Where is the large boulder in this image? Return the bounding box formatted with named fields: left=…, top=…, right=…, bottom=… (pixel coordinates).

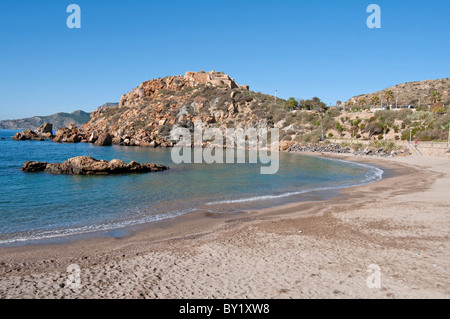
left=21, top=161, right=49, bottom=172
left=112, top=136, right=122, bottom=145
left=13, top=130, right=41, bottom=141
left=94, top=133, right=112, bottom=146
left=52, top=125, right=83, bottom=143
left=88, top=131, right=99, bottom=143
left=13, top=123, right=55, bottom=141
left=35, top=123, right=53, bottom=135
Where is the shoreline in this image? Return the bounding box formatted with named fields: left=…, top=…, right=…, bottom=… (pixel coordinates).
left=0, top=153, right=449, bottom=298
left=0, top=150, right=384, bottom=248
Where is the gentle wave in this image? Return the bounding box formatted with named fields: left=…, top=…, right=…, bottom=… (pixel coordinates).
left=0, top=209, right=194, bottom=245
left=206, top=157, right=383, bottom=205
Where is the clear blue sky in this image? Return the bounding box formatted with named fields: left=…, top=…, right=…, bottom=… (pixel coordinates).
left=0, top=0, right=449, bottom=120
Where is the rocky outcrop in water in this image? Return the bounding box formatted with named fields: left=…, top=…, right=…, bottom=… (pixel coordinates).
left=21, top=156, right=169, bottom=175
left=52, top=124, right=85, bottom=143
left=13, top=130, right=42, bottom=141
left=21, top=161, right=49, bottom=172
left=13, top=123, right=55, bottom=141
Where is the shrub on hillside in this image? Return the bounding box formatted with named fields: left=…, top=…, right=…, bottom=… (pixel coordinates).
left=365, top=121, right=384, bottom=136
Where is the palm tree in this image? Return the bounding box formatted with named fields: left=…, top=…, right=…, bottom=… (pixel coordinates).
left=359, top=98, right=367, bottom=107
left=384, top=90, right=394, bottom=106
left=431, top=91, right=442, bottom=104
left=371, top=96, right=381, bottom=108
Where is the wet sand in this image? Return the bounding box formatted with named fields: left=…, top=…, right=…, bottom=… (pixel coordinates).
left=0, top=153, right=449, bottom=299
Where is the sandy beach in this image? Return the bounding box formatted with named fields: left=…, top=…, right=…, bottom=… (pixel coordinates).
left=0, top=153, right=449, bottom=299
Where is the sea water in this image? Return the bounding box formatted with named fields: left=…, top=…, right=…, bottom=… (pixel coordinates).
left=0, top=130, right=383, bottom=246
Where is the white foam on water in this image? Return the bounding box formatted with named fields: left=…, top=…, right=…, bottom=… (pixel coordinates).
left=205, top=158, right=384, bottom=205
left=0, top=208, right=193, bottom=245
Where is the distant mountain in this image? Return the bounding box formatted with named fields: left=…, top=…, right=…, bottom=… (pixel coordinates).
left=0, top=110, right=92, bottom=130
left=0, top=103, right=119, bottom=130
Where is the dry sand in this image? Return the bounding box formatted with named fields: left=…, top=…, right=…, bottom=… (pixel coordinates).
left=0, top=154, right=449, bottom=299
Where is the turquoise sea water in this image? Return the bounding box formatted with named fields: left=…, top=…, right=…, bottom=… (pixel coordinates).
left=0, top=130, right=383, bottom=246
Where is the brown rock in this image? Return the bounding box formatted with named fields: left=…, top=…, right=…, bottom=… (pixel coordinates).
left=13, top=123, right=55, bottom=141
left=35, top=123, right=53, bottom=135
left=88, top=131, right=98, bottom=143
left=22, top=157, right=169, bottom=175
left=13, top=130, right=40, bottom=141
left=52, top=126, right=83, bottom=143
left=112, top=136, right=122, bottom=144
left=21, top=161, right=49, bottom=172
left=94, top=133, right=112, bottom=146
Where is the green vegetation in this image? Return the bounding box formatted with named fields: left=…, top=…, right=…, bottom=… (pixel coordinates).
left=370, top=96, right=380, bottom=107
left=335, top=122, right=344, bottom=134
left=384, top=90, right=395, bottom=105
left=358, top=98, right=367, bottom=107
left=431, top=91, right=442, bottom=104
left=286, top=97, right=299, bottom=111
left=298, top=97, right=327, bottom=112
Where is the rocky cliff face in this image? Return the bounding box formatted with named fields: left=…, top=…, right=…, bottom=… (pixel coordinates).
left=81, top=71, right=284, bottom=147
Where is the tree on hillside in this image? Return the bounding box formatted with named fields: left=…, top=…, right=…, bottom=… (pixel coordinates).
left=431, top=91, right=442, bottom=104
left=286, top=97, right=299, bottom=111
left=359, top=98, right=367, bottom=107
left=299, top=97, right=327, bottom=112
left=371, top=96, right=381, bottom=108
left=384, top=90, right=395, bottom=106
left=336, top=100, right=342, bottom=106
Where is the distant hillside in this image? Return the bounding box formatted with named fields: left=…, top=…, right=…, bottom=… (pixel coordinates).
left=97, top=103, right=119, bottom=109
left=0, top=110, right=92, bottom=130
left=346, top=78, right=450, bottom=108
left=0, top=102, right=120, bottom=130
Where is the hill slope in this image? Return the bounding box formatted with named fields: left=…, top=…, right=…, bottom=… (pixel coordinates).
left=81, top=72, right=449, bottom=147
left=82, top=71, right=287, bottom=146
left=10, top=73, right=449, bottom=149
left=346, top=78, right=450, bottom=107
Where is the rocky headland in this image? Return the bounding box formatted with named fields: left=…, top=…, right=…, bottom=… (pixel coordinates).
left=12, top=71, right=278, bottom=148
